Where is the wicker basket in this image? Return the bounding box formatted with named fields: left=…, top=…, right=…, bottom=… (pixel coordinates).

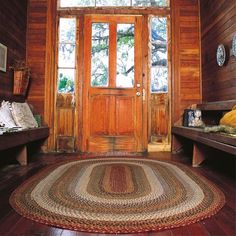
left=13, top=69, right=30, bottom=96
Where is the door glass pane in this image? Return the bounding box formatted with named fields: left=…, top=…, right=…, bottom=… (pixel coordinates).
left=116, top=24, right=134, bottom=88
left=58, top=43, right=76, bottom=68
left=91, top=23, right=109, bottom=87
left=96, top=0, right=130, bottom=6
left=58, top=69, right=75, bottom=93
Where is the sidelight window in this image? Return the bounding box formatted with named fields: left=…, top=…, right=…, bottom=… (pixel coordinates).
left=57, top=18, right=76, bottom=93
left=150, top=17, right=168, bottom=93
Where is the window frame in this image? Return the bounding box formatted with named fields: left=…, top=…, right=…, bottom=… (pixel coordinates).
left=58, top=0, right=170, bottom=9
left=56, top=16, right=78, bottom=94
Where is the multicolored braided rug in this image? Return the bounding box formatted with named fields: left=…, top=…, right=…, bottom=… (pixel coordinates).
left=10, top=158, right=225, bottom=233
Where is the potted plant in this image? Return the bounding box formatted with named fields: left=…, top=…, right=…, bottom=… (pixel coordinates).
left=10, top=60, right=30, bottom=96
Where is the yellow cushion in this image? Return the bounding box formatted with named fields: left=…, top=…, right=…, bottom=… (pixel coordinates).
left=220, top=105, right=236, bottom=128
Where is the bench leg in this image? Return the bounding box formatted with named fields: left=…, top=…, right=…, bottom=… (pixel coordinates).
left=192, top=143, right=206, bottom=167
left=16, top=145, right=27, bottom=166
left=171, top=135, right=184, bottom=154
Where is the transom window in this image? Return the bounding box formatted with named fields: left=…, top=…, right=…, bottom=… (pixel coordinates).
left=59, top=0, right=169, bottom=8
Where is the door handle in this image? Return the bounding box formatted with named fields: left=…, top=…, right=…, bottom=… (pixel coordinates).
left=136, top=92, right=141, bottom=97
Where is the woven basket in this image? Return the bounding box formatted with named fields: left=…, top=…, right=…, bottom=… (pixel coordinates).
left=13, top=69, right=30, bottom=96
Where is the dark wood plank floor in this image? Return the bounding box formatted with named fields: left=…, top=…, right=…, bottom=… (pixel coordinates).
left=0, top=152, right=235, bottom=236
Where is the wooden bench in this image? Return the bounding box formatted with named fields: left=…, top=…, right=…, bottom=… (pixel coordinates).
left=0, top=127, right=49, bottom=166
left=172, top=100, right=236, bottom=167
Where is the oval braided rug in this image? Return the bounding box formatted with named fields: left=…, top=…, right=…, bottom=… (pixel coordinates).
left=10, top=158, right=225, bottom=233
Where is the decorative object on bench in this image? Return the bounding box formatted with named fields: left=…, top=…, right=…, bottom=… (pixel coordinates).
left=204, top=125, right=236, bottom=135
left=220, top=105, right=236, bottom=128
left=10, top=158, right=225, bottom=234
left=11, top=102, right=38, bottom=129
left=183, top=109, right=204, bottom=127
left=216, top=44, right=226, bottom=67
left=0, top=43, right=7, bottom=72
left=232, top=34, right=236, bottom=58
left=10, top=60, right=30, bottom=96
left=0, top=101, right=17, bottom=128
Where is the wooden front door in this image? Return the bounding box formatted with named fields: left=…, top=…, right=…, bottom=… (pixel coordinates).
left=82, top=15, right=144, bottom=153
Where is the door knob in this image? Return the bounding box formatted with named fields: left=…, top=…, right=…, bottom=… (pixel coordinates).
left=136, top=92, right=141, bottom=97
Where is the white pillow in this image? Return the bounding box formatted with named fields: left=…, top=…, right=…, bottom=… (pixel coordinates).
left=11, top=102, right=38, bottom=129
left=0, top=101, right=17, bottom=128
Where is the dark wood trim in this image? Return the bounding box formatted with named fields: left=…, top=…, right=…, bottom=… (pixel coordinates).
left=197, top=100, right=236, bottom=111
left=57, top=7, right=171, bottom=16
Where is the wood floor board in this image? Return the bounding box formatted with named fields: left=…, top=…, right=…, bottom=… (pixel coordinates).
left=0, top=153, right=235, bottom=236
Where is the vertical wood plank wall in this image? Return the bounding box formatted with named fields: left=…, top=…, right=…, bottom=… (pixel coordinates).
left=0, top=0, right=28, bottom=101
left=27, top=0, right=47, bottom=114
left=171, top=0, right=201, bottom=125
left=200, top=0, right=236, bottom=102
left=26, top=0, right=201, bottom=152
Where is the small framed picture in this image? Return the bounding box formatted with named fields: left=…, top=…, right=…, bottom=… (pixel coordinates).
left=0, top=43, right=7, bottom=72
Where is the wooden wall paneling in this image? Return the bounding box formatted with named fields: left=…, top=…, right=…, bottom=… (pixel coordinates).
left=0, top=0, right=28, bottom=101
left=171, top=0, right=201, bottom=126
left=171, top=0, right=201, bottom=152
left=27, top=0, right=47, bottom=113
left=200, top=0, right=236, bottom=102
left=55, top=94, right=76, bottom=152
left=150, top=94, right=169, bottom=142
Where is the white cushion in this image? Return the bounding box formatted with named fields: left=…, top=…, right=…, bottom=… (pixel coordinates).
left=0, top=101, right=17, bottom=128
left=11, top=102, right=38, bottom=129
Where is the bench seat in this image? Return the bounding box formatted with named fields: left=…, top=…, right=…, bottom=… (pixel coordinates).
left=172, top=100, right=236, bottom=167
left=172, top=126, right=236, bottom=166
left=0, top=126, right=49, bottom=165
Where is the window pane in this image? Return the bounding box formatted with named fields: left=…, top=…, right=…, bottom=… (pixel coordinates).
left=58, top=43, right=76, bottom=68
left=58, top=69, right=75, bottom=93
left=116, top=24, right=134, bottom=88
left=60, top=0, right=95, bottom=7
left=91, top=23, right=109, bottom=87
left=59, top=18, right=76, bottom=43
left=151, top=17, right=167, bottom=42
left=60, top=0, right=168, bottom=7
left=132, top=0, right=168, bottom=7
left=96, top=0, right=130, bottom=6
left=151, top=43, right=167, bottom=66
left=151, top=67, right=168, bottom=93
